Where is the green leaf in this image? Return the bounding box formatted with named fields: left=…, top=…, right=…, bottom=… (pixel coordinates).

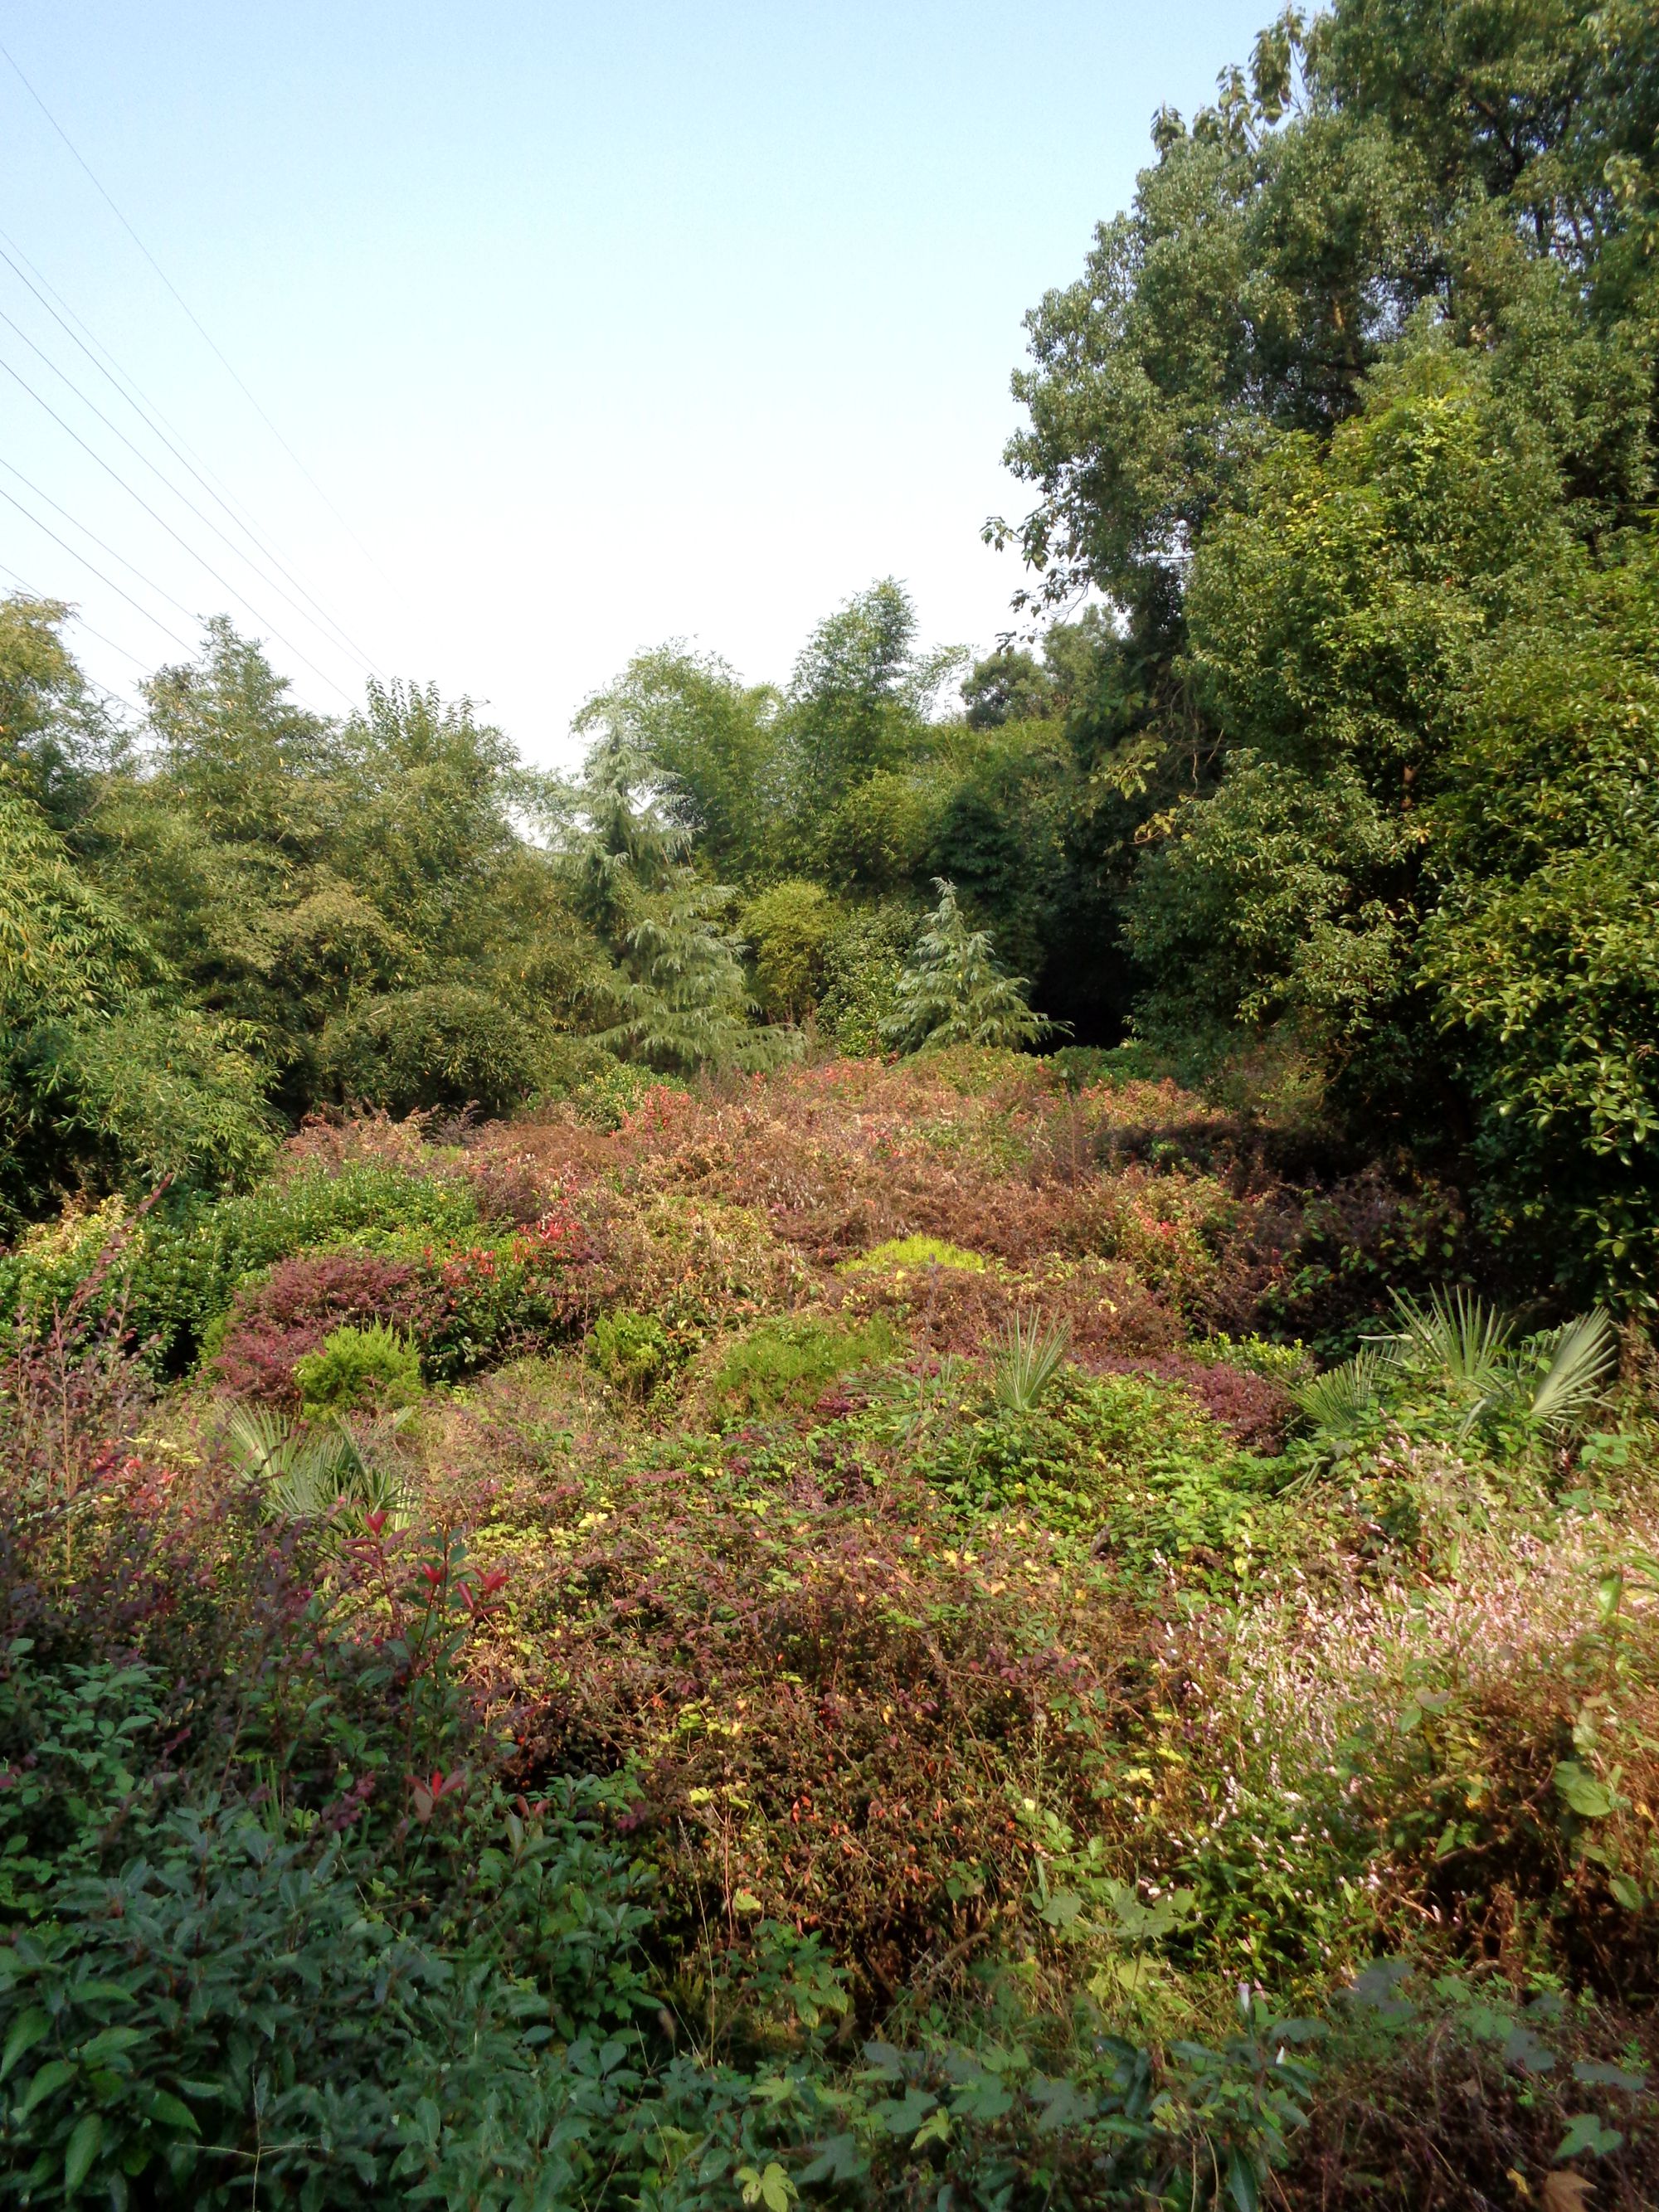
left=146, top=2091, right=201, bottom=2135
left=0, top=2009, right=50, bottom=2084
left=17, top=2057, right=77, bottom=2117
left=737, top=2162, right=796, bottom=2212
left=797, top=2134, right=865, bottom=2187
left=65, top=2112, right=103, bottom=2192
left=1038, top=1887, right=1084, bottom=1929
left=1554, top=2112, right=1623, bottom=2161
left=912, top=2106, right=951, bottom=2148
left=875, top=2088, right=937, bottom=2135
left=78, top=2028, right=145, bottom=2066
left=1554, top=1762, right=1615, bottom=1818
left=1227, top=2146, right=1261, bottom=2212
left=1572, top=2060, right=1647, bottom=2093
left=1608, top=1873, right=1644, bottom=1910
left=1502, top=2025, right=1558, bottom=2075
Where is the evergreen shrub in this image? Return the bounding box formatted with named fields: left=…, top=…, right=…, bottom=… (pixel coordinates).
left=294, top=1320, right=423, bottom=1417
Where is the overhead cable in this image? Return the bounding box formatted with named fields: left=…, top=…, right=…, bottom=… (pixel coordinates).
left=0, top=234, right=387, bottom=677
left=0, top=554, right=146, bottom=679
left=0, top=348, right=358, bottom=706
left=0, top=480, right=194, bottom=653
left=0, top=451, right=207, bottom=627
left=0, top=301, right=378, bottom=678
left=0, top=34, right=411, bottom=610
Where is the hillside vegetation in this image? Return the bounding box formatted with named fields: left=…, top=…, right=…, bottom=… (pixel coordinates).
left=2, top=0, right=1658, bottom=2205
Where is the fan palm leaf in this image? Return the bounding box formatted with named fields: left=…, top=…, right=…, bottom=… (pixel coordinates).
left=995, top=1311, right=1071, bottom=1412
left=1293, top=1348, right=1384, bottom=1437
left=1526, top=1308, right=1618, bottom=1441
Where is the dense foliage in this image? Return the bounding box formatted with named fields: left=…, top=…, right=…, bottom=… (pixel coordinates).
left=2, top=1061, right=1656, bottom=2207
left=3, top=2, right=1659, bottom=2203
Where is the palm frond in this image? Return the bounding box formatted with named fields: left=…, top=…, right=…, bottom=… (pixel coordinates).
left=223, top=1404, right=407, bottom=1521
left=1293, top=1349, right=1384, bottom=1438
left=223, top=1403, right=314, bottom=1483
left=995, top=1311, right=1071, bottom=1413
left=1385, top=1287, right=1514, bottom=1392
left=1526, top=1308, right=1618, bottom=1441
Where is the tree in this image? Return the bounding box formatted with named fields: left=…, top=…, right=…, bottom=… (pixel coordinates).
left=0, top=779, right=274, bottom=1214
left=783, top=581, right=966, bottom=878
left=999, top=0, right=1657, bottom=947
left=1126, top=345, right=1566, bottom=1124
left=601, top=881, right=777, bottom=1075
left=881, top=881, right=1057, bottom=1055
left=572, top=649, right=788, bottom=889
left=1422, top=535, right=1659, bottom=1302
left=742, top=880, right=835, bottom=1023
left=563, top=720, right=785, bottom=1074
left=0, top=594, right=118, bottom=828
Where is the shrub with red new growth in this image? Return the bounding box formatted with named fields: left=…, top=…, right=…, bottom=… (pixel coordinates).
left=213, top=1251, right=437, bottom=1406
left=275, top=1108, right=435, bottom=1180
left=508, top=1454, right=1141, bottom=2006
left=1089, top=1351, right=1295, bottom=1453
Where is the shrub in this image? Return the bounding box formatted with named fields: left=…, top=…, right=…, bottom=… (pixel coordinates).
left=1258, top=1170, right=1476, bottom=1359
left=0, top=1622, right=660, bottom=2209
left=1282, top=1975, right=1659, bottom=2210
left=294, top=1321, right=423, bottom=1418
left=513, top=1456, right=1133, bottom=1992
left=704, top=1312, right=897, bottom=1418
left=212, top=1251, right=436, bottom=1406
left=317, top=983, right=551, bottom=1117
left=586, top=1307, right=676, bottom=1399
left=212, top=1203, right=610, bottom=1403
left=1068, top=1166, right=1242, bottom=1320
left=570, top=1057, right=687, bottom=1130
left=2, top=1164, right=484, bottom=1372
left=839, top=1234, right=987, bottom=1276
left=933, top=1369, right=1283, bottom=1581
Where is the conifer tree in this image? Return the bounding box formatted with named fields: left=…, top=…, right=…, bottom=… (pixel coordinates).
left=567, top=724, right=790, bottom=1073
left=881, top=879, right=1057, bottom=1054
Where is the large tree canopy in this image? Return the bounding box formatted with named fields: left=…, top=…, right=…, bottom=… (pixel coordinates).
left=985, top=0, right=1659, bottom=1300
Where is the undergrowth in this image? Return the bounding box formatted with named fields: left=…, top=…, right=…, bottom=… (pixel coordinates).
left=2, top=1052, right=1656, bottom=2205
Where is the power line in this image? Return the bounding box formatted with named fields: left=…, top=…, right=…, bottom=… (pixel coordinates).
left=0, top=232, right=387, bottom=677
left=0, top=451, right=203, bottom=626
left=0, top=481, right=194, bottom=653
left=0, top=226, right=290, bottom=566
left=0, top=346, right=358, bottom=706
left=0, top=297, right=379, bottom=680
left=0, top=33, right=411, bottom=611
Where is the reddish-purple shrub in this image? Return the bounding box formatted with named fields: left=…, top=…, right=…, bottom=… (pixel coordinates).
left=213, top=1251, right=438, bottom=1405
left=1087, top=1350, right=1293, bottom=1451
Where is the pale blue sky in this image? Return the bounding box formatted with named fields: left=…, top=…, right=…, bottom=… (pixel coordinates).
left=1, top=2, right=1270, bottom=759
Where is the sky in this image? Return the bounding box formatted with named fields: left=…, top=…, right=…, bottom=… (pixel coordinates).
left=0, top=2, right=1270, bottom=765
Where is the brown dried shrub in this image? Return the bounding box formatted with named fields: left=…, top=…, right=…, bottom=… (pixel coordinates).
left=1277, top=2002, right=1659, bottom=2210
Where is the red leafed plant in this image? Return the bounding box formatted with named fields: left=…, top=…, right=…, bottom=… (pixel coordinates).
left=212, top=1251, right=438, bottom=1406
